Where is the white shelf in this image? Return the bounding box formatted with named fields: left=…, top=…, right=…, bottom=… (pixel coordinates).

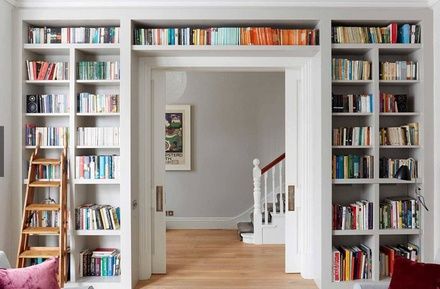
left=75, top=230, right=121, bottom=236
left=332, top=179, right=375, bottom=184
left=132, top=44, right=321, bottom=57
left=378, top=229, right=420, bottom=235
left=76, top=80, right=120, bottom=85
left=25, top=145, right=64, bottom=149
left=332, top=43, right=421, bottom=53
left=379, top=145, right=421, bottom=149
left=77, top=113, right=120, bottom=116
left=25, top=113, right=70, bottom=117
left=65, top=276, right=121, bottom=289
left=24, top=43, right=120, bottom=55
left=74, top=179, right=120, bottom=185
left=379, top=80, right=419, bottom=85
left=332, top=145, right=373, bottom=149
left=333, top=230, right=374, bottom=236
left=377, top=178, right=421, bottom=184
left=76, top=145, right=120, bottom=149
left=332, top=112, right=373, bottom=116
left=25, top=80, right=69, bottom=85
left=379, top=112, right=420, bottom=116
left=332, top=80, right=373, bottom=84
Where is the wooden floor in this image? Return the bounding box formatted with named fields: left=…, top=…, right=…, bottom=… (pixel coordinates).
left=136, top=229, right=317, bottom=289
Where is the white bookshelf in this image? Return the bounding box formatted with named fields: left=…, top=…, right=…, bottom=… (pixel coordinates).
left=20, top=21, right=125, bottom=289
left=331, top=20, right=428, bottom=287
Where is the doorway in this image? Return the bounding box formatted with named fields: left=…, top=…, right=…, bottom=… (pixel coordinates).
left=136, top=56, right=318, bottom=283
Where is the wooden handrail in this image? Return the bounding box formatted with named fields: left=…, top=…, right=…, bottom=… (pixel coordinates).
left=261, top=153, right=285, bottom=174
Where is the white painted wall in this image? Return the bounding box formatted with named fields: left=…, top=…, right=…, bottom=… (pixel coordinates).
left=164, top=71, right=284, bottom=219
left=433, top=1, right=440, bottom=260
left=0, top=0, right=13, bottom=260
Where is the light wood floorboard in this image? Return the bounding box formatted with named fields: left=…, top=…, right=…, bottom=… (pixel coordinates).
left=136, top=229, right=318, bottom=289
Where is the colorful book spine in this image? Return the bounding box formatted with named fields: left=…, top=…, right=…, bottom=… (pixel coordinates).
left=379, top=157, right=418, bottom=179
left=332, top=127, right=372, bottom=146
left=77, top=93, right=119, bottom=113
left=26, top=61, right=69, bottom=81
left=332, top=58, right=371, bottom=80
left=77, top=61, right=120, bottom=80
left=332, top=155, right=374, bottom=179
left=28, top=27, right=120, bottom=44
left=25, top=125, right=68, bottom=146
left=332, top=94, right=373, bottom=113
left=75, top=204, right=120, bottom=231
left=379, top=61, right=418, bottom=80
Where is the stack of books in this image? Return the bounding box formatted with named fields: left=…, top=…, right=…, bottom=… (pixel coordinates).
left=380, top=93, right=408, bottom=113
left=332, top=23, right=421, bottom=44
left=75, top=155, right=120, bottom=180
left=332, top=58, right=371, bottom=80
left=380, top=243, right=419, bottom=277
left=379, top=197, right=419, bottom=229
left=333, top=200, right=373, bottom=230
left=379, top=123, right=419, bottom=146
left=26, top=94, right=69, bottom=113
left=379, top=157, right=418, bottom=179
left=77, top=127, right=120, bottom=147
left=332, top=244, right=372, bottom=282
left=134, top=27, right=319, bottom=46
left=332, top=127, right=372, bottom=146
left=77, top=61, right=120, bottom=80
left=77, top=93, right=119, bottom=113
left=79, top=248, right=121, bottom=277
left=25, top=125, right=68, bottom=146
left=26, top=60, right=68, bottom=81
left=332, top=94, right=373, bottom=113
left=332, top=155, right=374, bottom=179
left=28, top=26, right=120, bottom=44
left=379, top=61, right=418, bottom=80
left=75, top=204, right=120, bottom=230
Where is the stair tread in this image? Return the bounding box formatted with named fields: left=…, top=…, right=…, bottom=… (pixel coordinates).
left=29, top=180, right=61, bottom=187
left=237, top=221, right=254, bottom=234
left=19, top=247, right=60, bottom=258
left=23, top=227, right=60, bottom=235
left=26, top=203, right=60, bottom=211
left=32, top=158, right=61, bottom=165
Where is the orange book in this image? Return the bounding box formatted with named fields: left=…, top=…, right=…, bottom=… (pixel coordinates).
left=37, top=62, right=49, bottom=80
left=250, top=28, right=257, bottom=45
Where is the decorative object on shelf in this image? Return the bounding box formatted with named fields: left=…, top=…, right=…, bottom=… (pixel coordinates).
left=134, top=27, right=319, bottom=46
left=165, top=105, right=191, bottom=171
left=380, top=158, right=418, bottom=179
left=394, top=165, right=411, bottom=180
left=26, top=94, right=69, bottom=114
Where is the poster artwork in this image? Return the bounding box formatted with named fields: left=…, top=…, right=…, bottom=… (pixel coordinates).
left=165, top=112, right=184, bottom=166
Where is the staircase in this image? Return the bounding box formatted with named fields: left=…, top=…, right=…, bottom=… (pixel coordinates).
left=237, top=154, right=286, bottom=244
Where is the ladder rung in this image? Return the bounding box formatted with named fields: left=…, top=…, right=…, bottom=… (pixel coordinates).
left=32, top=158, right=61, bottom=165
left=29, top=180, right=61, bottom=188
left=23, top=227, right=60, bottom=235
left=26, top=204, right=60, bottom=211
left=19, top=247, right=60, bottom=258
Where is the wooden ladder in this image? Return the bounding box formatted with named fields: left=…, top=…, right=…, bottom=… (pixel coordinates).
left=16, top=134, right=68, bottom=288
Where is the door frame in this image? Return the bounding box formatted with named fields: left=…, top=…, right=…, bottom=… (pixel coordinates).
left=136, top=55, right=319, bottom=279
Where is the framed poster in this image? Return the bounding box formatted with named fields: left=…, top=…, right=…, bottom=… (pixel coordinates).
left=165, top=105, right=191, bottom=170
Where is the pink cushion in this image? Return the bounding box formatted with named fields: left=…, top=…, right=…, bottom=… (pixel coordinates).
left=0, top=257, right=60, bottom=289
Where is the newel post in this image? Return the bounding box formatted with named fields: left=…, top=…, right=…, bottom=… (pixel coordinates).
left=253, top=159, right=262, bottom=244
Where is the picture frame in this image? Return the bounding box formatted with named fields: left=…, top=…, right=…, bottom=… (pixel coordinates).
left=165, top=105, right=191, bottom=171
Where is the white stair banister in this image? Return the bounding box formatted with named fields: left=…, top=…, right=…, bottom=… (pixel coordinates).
left=252, top=159, right=263, bottom=244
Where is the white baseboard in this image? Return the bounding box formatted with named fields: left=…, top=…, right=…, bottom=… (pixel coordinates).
left=166, top=206, right=253, bottom=229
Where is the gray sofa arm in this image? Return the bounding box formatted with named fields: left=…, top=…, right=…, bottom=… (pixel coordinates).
left=353, top=282, right=389, bottom=289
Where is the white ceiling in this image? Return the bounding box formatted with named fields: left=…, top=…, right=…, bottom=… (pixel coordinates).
left=5, top=0, right=440, bottom=8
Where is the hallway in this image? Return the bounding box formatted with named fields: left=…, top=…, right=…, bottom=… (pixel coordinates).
left=136, top=229, right=317, bottom=289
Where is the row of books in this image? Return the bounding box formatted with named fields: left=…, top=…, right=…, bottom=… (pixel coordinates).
left=26, top=61, right=68, bottom=81
left=332, top=23, right=421, bottom=44
left=332, top=94, right=373, bottom=113
left=77, top=127, right=120, bottom=147
left=379, top=157, right=418, bottom=179
left=332, top=127, right=372, bottom=146
left=332, top=244, right=372, bottom=282
left=78, top=61, right=120, bottom=81
left=379, top=61, right=418, bottom=80
left=75, top=204, right=120, bottom=230
left=32, top=164, right=60, bottom=180
left=78, top=93, right=119, bottom=114
left=79, top=248, right=121, bottom=277
left=380, top=197, right=419, bottom=229
left=25, top=125, right=68, bottom=146
left=380, top=93, right=408, bottom=113
left=380, top=243, right=419, bottom=277
left=379, top=123, right=419, bottom=146
left=134, top=27, right=319, bottom=46
left=332, top=200, right=373, bottom=230
left=28, top=200, right=59, bottom=227
left=332, top=58, right=371, bottom=81
left=28, top=26, right=120, bottom=44
left=75, top=155, right=120, bottom=180
left=26, top=94, right=69, bottom=113
left=332, top=155, right=374, bottom=179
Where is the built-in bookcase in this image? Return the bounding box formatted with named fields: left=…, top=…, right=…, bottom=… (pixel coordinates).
left=20, top=21, right=124, bottom=289
left=331, top=20, right=426, bottom=287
